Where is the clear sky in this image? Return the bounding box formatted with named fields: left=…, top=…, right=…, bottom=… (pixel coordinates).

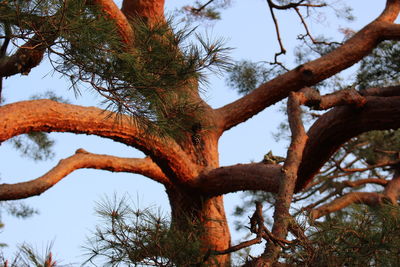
left=0, top=1, right=386, bottom=265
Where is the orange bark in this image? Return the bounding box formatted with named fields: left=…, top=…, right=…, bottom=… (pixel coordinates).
left=310, top=192, right=383, bottom=220
left=216, top=0, right=400, bottom=133
left=92, top=0, right=134, bottom=45
left=0, top=149, right=167, bottom=200
left=4, top=0, right=400, bottom=266
left=121, top=0, right=165, bottom=24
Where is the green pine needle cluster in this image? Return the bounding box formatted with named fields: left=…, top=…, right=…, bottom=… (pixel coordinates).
left=9, top=132, right=54, bottom=162
left=357, top=41, right=400, bottom=90
left=85, top=196, right=213, bottom=266
left=284, top=205, right=400, bottom=266
left=226, top=60, right=282, bottom=95
left=53, top=5, right=231, bottom=136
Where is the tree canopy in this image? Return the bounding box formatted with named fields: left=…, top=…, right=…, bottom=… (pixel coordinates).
left=2, top=0, right=400, bottom=266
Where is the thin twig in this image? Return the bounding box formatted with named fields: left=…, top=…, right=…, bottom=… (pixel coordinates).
left=266, top=0, right=286, bottom=63
left=268, top=0, right=325, bottom=10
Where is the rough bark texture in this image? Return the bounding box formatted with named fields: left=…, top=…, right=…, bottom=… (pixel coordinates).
left=215, top=0, right=400, bottom=133
left=167, top=188, right=231, bottom=266
left=0, top=149, right=167, bottom=200
left=297, top=96, right=400, bottom=191
left=3, top=0, right=400, bottom=266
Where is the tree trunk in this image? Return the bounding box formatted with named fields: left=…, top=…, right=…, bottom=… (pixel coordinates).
left=167, top=187, right=231, bottom=266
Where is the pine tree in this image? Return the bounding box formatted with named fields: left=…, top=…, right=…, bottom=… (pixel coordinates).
left=2, top=0, right=400, bottom=266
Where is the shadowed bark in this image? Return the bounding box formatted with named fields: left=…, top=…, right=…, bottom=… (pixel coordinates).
left=216, top=0, right=400, bottom=133
left=297, top=96, right=400, bottom=191
left=3, top=0, right=400, bottom=266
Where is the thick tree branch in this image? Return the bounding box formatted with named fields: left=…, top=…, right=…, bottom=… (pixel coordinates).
left=198, top=96, right=400, bottom=197
left=297, top=96, right=400, bottom=192
left=310, top=192, right=383, bottom=220
left=0, top=33, right=56, bottom=77
left=379, top=0, right=400, bottom=22
left=216, top=2, right=400, bottom=133
left=360, top=85, right=400, bottom=97
left=0, top=149, right=168, bottom=200
left=0, top=99, right=198, bottom=183
left=381, top=23, right=400, bottom=39
left=194, top=163, right=281, bottom=196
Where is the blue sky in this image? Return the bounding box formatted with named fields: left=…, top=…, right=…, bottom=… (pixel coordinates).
left=0, top=1, right=386, bottom=264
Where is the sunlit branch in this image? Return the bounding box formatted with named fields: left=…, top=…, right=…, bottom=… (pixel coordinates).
left=297, top=96, right=400, bottom=192
left=379, top=0, right=400, bottom=22
left=0, top=99, right=198, bottom=183
left=0, top=149, right=168, bottom=200
left=121, top=0, right=165, bottom=25
left=299, top=178, right=387, bottom=214
left=310, top=192, right=383, bottom=220
left=216, top=3, right=400, bottom=133
left=91, top=0, right=134, bottom=46
left=342, top=178, right=388, bottom=188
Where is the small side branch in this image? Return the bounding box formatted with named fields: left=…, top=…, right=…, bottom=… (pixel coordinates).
left=360, top=85, right=400, bottom=97
left=299, top=178, right=388, bottom=214
left=294, top=7, right=341, bottom=46
left=298, top=87, right=367, bottom=110
left=342, top=178, right=388, bottom=188
left=186, top=0, right=215, bottom=14
left=309, top=192, right=383, bottom=220
left=266, top=0, right=286, bottom=63
left=213, top=202, right=290, bottom=256
left=0, top=149, right=168, bottom=200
